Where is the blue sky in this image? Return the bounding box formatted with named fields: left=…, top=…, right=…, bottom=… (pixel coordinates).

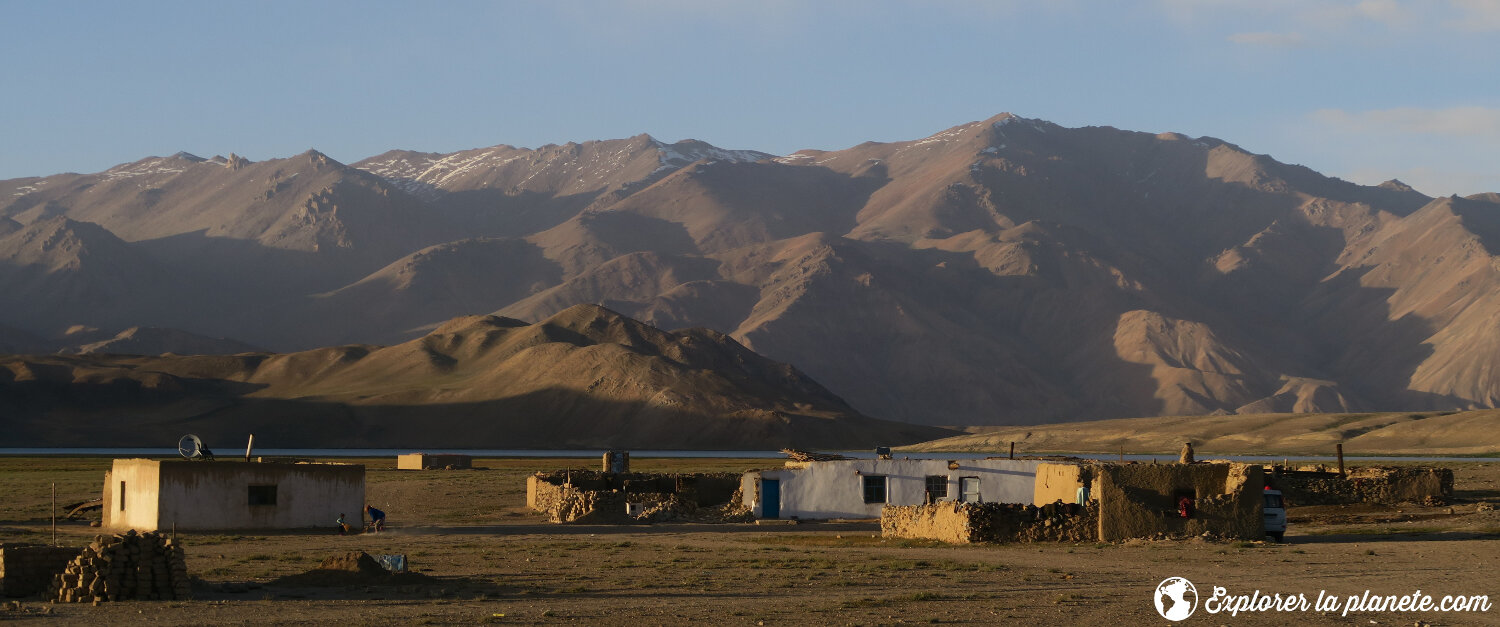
left=2, top=0, right=1496, bottom=195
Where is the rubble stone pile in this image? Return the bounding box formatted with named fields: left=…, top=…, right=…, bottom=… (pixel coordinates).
left=49, top=531, right=189, bottom=603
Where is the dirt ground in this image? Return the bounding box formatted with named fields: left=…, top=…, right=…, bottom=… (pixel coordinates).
left=1, top=457, right=1497, bottom=625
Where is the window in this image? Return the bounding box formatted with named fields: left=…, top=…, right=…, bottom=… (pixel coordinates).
left=924, top=475, right=948, bottom=503
left=959, top=477, right=981, bottom=503
left=1263, top=493, right=1283, bottom=509
left=119, top=481, right=126, bottom=511
left=862, top=475, right=887, bottom=504
left=248, top=485, right=278, bottom=506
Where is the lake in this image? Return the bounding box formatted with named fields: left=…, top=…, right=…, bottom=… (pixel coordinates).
left=0, top=448, right=1488, bottom=463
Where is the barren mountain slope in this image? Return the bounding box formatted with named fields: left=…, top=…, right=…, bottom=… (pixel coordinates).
left=61, top=327, right=265, bottom=356
left=0, top=304, right=951, bottom=448
left=0, top=217, right=181, bottom=334
left=477, top=116, right=1450, bottom=424
left=897, top=410, right=1500, bottom=456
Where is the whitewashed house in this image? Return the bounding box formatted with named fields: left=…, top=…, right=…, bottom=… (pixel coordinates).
left=741, top=458, right=1043, bottom=520
left=104, top=459, right=365, bottom=531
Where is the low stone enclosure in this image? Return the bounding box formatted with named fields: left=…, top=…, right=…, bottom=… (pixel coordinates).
left=1270, top=466, right=1454, bottom=506
left=526, top=470, right=749, bottom=523
left=0, top=544, right=81, bottom=598
left=885, top=462, right=1266, bottom=543
left=396, top=453, right=473, bottom=470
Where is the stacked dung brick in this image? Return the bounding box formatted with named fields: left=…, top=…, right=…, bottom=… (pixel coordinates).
left=49, top=531, right=189, bottom=602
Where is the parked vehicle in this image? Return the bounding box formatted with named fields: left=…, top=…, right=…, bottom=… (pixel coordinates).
left=1263, top=487, right=1287, bottom=542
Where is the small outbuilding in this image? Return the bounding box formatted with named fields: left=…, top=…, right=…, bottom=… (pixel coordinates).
left=103, top=459, right=365, bottom=532
left=742, top=459, right=1044, bottom=520
left=396, top=453, right=473, bottom=470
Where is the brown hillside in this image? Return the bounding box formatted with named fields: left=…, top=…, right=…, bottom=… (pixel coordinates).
left=0, top=305, right=951, bottom=449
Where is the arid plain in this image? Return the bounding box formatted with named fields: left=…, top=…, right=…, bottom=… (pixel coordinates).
left=2, top=454, right=1496, bottom=626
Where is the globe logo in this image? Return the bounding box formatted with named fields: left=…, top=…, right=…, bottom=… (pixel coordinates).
left=1154, top=577, right=1198, bottom=621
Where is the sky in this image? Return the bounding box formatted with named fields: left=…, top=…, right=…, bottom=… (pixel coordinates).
left=2, top=0, right=1496, bottom=196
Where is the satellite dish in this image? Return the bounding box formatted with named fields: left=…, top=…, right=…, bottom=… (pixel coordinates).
left=177, top=434, right=214, bottom=461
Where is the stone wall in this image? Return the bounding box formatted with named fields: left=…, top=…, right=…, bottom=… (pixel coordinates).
left=881, top=502, right=1099, bottom=544
left=0, top=544, right=81, bottom=598
left=527, top=471, right=746, bottom=524
left=1272, top=466, right=1454, bottom=506
left=1095, top=463, right=1263, bottom=542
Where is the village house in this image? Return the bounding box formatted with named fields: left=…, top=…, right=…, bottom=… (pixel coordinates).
left=740, top=458, right=1045, bottom=520
left=103, top=459, right=365, bottom=532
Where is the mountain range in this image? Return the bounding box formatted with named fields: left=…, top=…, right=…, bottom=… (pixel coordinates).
left=3, top=114, right=1499, bottom=428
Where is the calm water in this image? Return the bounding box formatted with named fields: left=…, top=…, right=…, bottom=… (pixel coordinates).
left=0, top=448, right=1488, bottom=463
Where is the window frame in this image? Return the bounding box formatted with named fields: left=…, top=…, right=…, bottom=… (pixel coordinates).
left=959, top=476, right=981, bottom=503
left=924, top=475, right=948, bottom=503
left=862, top=475, right=888, bottom=504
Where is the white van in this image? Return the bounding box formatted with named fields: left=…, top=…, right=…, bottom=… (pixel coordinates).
left=1263, top=487, right=1287, bottom=542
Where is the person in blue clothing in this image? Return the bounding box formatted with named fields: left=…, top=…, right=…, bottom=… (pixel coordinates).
left=365, top=505, right=386, bottom=532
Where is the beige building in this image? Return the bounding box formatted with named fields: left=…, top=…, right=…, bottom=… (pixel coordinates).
left=103, top=459, right=365, bottom=531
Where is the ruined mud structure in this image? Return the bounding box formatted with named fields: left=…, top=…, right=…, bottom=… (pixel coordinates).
left=1094, top=462, right=1264, bottom=541
left=0, top=544, right=81, bottom=598
left=1270, top=466, right=1453, bottom=506
left=882, top=501, right=1099, bottom=544
left=49, top=531, right=189, bottom=603
left=396, top=453, right=473, bottom=470
left=884, top=462, right=1266, bottom=543
left=526, top=470, right=749, bottom=523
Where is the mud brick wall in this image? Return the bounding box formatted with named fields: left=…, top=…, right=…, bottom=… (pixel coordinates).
left=526, top=471, right=743, bottom=523
left=0, top=544, right=82, bottom=598
left=49, top=531, right=189, bottom=603
left=1095, top=463, right=1263, bottom=542
left=1272, top=467, right=1454, bottom=506
left=881, top=502, right=1099, bottom=544
left=881, top=503, right=976, bottom=543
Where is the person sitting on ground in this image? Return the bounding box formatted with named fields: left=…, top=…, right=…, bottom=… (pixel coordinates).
left=365, top=505, right=386, bottom=532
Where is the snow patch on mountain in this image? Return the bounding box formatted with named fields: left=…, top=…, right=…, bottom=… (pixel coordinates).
left=101, top=157, right=196, bottom=182
left=652, top=140, right=768, bottom=169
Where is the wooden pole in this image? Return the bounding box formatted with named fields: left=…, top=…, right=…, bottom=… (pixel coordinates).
left=51, top=482, right=57, bottom=546
left=1119, top=444, right=1124, bottom=463
left=1336, top=443, right=1345, bottom=478
left=1008, top=441, right=1015, bottom=459
left=245, top=433, right=255, bottom=462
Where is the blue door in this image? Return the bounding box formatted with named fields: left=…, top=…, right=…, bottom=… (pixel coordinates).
left=761, top=478, right=780, bottom=519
